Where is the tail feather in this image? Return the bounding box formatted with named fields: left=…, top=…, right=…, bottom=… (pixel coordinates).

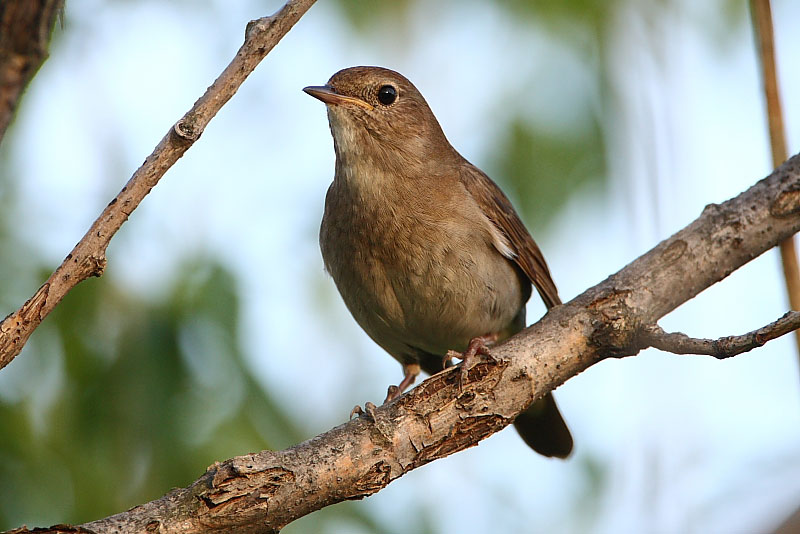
left=513, top=392, right=573, bottom=459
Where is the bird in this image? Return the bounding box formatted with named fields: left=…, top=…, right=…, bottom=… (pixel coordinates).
left=304, top=66, right=573, bottom=458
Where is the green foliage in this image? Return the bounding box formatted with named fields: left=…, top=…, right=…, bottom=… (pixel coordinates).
left=490, top=114, right=607, bottom=231
left=0, top=261, right=302, bottom=528
left=332, top=0, right=416, bottom=32
left=502, top=0, right=618, bottom=31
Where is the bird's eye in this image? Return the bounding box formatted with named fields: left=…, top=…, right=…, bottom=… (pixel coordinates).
left=377, top=85, right=397, bottom=105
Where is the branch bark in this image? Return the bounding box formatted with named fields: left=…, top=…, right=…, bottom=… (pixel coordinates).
left=8, top=154, right=800, bottom=534
left=0, top=0, right=64, bottom=143
left=0, top=0, right=318, bottom=371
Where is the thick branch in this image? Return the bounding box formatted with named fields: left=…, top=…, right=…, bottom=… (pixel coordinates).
left=0, top=0, right=318, bottom=371
left=640, top=311, right=800, bottom=358
left=0, top=0, right=64, bottom=143
left=9, top=154, right=800, bottom=534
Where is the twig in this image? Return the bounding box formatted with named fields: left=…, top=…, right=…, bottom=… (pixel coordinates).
left=640, top=311, right=800, bottom=359
left=749, top=0, right=800, bottom=354
left=7, top=151, right=800, bottom=534
left=0, top=0, right=318, bottom=371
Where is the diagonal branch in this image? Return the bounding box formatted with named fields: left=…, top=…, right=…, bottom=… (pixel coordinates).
left=9, top=154, right=800, bottom=534
left=640, top=311, right=800, bottom=358
left=0, top=0, right=318, bottom=371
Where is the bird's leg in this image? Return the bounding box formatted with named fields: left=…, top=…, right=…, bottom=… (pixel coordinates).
left=384, top=363, right=420, bottom=403
left=351, top=363, right=420, bottom=420
left=445, top=334, right=500, bottom=391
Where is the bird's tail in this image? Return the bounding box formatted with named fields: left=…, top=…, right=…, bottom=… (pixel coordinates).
left=513, top=392, right=573, bottom=459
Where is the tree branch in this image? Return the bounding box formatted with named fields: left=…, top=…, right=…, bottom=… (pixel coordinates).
left=8, top=154, right=800, bottom=534
left=0, top=0, right=318, bottom=371
left=0, top=0, right=64, bottom=143
left=640, top=311, right=800, bottom=358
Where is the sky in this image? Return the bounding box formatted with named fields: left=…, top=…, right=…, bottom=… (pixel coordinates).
left=4, top=0, right=800, bottom=532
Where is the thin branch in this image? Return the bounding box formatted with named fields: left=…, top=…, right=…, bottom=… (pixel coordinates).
left=0, top=0, right=65, bottom=143
left=640, top=311, right=800, bottom=358
left=749, top=0, right=800, bottom=354
left=750, top=0, right=788, bottom=167
left=7, top=154, right=800, bottom=534
left=0, top=0, right=318, bottom=371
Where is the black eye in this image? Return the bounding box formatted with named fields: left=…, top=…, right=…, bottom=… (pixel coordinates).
left=377, top=85, right=397, bottom=105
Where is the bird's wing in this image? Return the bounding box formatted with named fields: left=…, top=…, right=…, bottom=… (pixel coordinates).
left=459, top=163, right=561, bottom=309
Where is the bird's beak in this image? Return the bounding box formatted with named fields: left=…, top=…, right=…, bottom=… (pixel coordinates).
left=303, top=85, right=374, bottom=111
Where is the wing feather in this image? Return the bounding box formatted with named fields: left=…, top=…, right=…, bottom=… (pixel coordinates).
left=460, top=163, right=561, bottom=309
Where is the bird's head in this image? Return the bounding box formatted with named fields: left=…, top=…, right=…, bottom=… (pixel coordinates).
left=304, top=66, right=455, bottom=172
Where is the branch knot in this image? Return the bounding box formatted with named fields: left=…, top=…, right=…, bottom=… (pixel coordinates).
left=173, top=117, right=201, bottom=142
left=588, top=289, right=641, bottom=358
left=771, top=187, right=800, bottom=218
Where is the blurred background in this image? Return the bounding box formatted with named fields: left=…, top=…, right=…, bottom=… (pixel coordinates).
left=1, top=0, right=799, bottom=532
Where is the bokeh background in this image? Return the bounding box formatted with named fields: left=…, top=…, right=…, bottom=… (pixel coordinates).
left=1, top=0, right=799, bottom=532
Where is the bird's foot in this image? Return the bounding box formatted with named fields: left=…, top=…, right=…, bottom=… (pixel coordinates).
left=447, top=335, right=500, bottom=391
left=350, top=401, right=378, bottom=421
left=384, top=384, right=401, bottom=403
left=382, top=363, right=419, bottom=404
left=350, top=364, right=419, bottom=420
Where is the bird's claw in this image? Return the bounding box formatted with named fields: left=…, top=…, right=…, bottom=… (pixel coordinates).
left=350, top=401, right=378, bottom=421
left=450, top=336, right=499, bottom=392
left=351, top=370, right=414, bottom=422
left=384, top=385, right=401, bottom=403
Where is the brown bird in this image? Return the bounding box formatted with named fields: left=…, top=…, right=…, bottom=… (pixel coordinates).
left=305, top=66, right=573, bottom=458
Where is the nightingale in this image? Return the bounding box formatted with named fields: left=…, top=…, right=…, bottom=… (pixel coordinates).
left=304, top=66, right=573, bottom=458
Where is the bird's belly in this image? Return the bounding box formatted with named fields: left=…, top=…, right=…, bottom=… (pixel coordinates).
left=387, top=247, right=522, bottom=353
left=321, top=213, right=524, bottom=361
